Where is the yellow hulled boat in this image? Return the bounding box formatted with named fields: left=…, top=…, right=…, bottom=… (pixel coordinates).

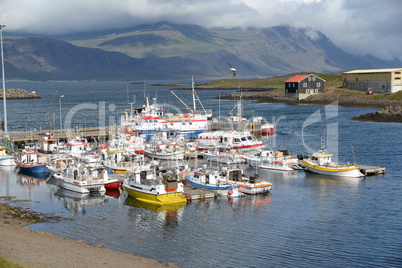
left=123, top=167, right=187, bottom=205
left=302, top=150, right=365, bottom=178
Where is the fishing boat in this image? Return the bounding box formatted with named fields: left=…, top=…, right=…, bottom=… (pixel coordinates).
left=0, top=146, right=16, bottom=166
left=37, top=136, right=59, bottom=154
left=196, top=130, right=263, bottom=153
left=15, top=147, right=48, bottom=173
left=52, top=165, right=107, bottom=194
left=200, top=148, right=247, bottom=164
left=217, top=167, right=272, bottom=195
left=144, top=143, right=185, bottom=160
left=120, top=80, right=212, bottom=141
left=123, top=167, right=187, bottom=205
left=301, top=142, right=365, bottom=178
left=209, top=94, right=275, bottom=136
left=185, top=166, right=245, bottom=197
left=245, top=149, right=299, bottom=171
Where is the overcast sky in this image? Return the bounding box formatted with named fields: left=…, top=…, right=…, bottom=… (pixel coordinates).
left=1, top=0, right=401, bottom=61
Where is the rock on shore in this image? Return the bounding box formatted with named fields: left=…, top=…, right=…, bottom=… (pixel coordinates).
left=351, top=105, right=402, bottom=123
left=0, top=88, right=41, bottom=99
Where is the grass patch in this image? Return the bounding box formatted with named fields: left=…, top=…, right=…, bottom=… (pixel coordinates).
left=0, top=256, right=24, bottom=268
left=200, top=72, right=343, bottom=89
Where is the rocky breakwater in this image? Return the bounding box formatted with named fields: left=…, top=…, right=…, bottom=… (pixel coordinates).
left=0, top=88, right=41, bottom=99
left=351, top=105, right=402, bottom=123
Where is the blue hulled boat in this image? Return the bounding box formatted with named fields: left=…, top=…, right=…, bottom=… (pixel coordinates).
left=16, top=147, right=49, bottom=173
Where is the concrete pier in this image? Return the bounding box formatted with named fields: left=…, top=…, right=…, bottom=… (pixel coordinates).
left=5, top=126, right=116, bottom=142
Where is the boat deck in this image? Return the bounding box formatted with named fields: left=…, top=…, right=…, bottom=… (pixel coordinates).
left=358, top=165, right=386, bottom=176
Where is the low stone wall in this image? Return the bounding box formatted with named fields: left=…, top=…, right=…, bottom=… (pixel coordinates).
left=0, top=88, right=41, bottom=99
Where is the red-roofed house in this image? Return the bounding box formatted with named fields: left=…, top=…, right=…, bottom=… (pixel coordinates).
left=285, top=74, right=325, bottom=100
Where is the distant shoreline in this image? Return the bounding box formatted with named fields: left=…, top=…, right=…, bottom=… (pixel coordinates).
left=172, top=85, right=402, bottom=123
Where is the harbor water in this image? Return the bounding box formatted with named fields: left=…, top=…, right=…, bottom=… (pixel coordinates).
left=1, top=81, right=401, bottom=267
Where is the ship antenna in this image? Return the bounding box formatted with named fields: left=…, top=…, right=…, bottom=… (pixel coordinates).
left=321, top=135, right=325, bottom=150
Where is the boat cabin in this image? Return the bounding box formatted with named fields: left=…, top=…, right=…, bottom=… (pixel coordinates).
left=18, top=148, right=47, bottom=164
left=0, top=147, right=9, bottom=158
left=37, top=136, right=59, bottom=154
left=311, top=150, right=333, bottom=166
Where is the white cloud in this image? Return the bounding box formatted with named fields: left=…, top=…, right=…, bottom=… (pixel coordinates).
left=1, top=0, right=401, bottom=60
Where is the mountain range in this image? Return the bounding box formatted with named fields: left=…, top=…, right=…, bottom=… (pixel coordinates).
left=3, top=22, right=402, bottom=81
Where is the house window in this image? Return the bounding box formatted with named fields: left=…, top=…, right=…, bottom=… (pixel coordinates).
left=312, top=77, right=316, bottom=81
left=308, top=77, right=311, bottom=81
left=303, top=83, right=307, bottom=87
left=395, top=77, right=401, bottom=80
left=395, top=72, right=401, bottom=74
left=306, top=89, right=309, bottom=93
left=317, top=82, right=321, bottom=87
left=315, top=89, right=318, bottom=93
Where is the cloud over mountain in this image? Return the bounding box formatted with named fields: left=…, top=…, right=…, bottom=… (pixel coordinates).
left=1, top=0, right=401, bottom=61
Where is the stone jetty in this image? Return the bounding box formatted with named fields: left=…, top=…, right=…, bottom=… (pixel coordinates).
left=0, top=88, right=41, bottom=99
left=351, top=105, right=402, bottom=123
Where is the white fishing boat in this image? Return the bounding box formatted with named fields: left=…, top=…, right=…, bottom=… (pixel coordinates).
left=197, top=130, right=263, bottom=153
left=301, top=141, right=365, bottom=178
left=100, top=147, right=132, bottom=174
left=0, top=146, right=15, bottom=166
left=200, top=148, right=247, bottom=164
left=117, top=129, right=146, bottom=154
left=52, top=165, right=107, bottom=194
left=123, top=167, right=187, bottom=205
left=37, top=136, right=60, bottom=154
left=217, top=167, right=272, bottom=195
left=145, top=143, right=185, bottom=160
left=209, top=94, right=275, bottom=136
left=185, top=166, right=245, bottom=197
left=245, top=149, right=299, bottom=171
left=120, top=79, right=212, bottom=141
left=46, top=156, right=74, bottom=176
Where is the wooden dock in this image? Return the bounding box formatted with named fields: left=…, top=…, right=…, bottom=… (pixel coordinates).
left=359, top=165, right=385, bottom=176
left=183, top=184, right=217, bottom=201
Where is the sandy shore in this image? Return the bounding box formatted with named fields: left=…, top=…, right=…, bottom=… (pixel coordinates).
left=0, top=204, right=179, bottom=268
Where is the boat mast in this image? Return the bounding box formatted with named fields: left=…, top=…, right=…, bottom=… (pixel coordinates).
left=0, top=25, right=7, bottom=135
left=351, top=143, right=357, bottom=165
left=192, top=76, right=196, bottom=113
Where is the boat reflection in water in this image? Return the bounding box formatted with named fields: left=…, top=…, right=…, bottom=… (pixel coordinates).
left=16, top=169, right=49, bottom=189
left=124, top=196, right=185, bottom=228
left=304, top=171, right=364, bottom=185
left=228, top=192, right=272, bottom=209
left=53, top=186, right=107, bottom=216
left=105, top=188, right=122, bottom=198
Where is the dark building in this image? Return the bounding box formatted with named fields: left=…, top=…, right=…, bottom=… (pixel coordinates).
left=285, top=74, right=325, bottom=100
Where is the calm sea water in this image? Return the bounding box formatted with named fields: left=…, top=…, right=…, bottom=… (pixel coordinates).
left=1, top=81, right=402, bottom=267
